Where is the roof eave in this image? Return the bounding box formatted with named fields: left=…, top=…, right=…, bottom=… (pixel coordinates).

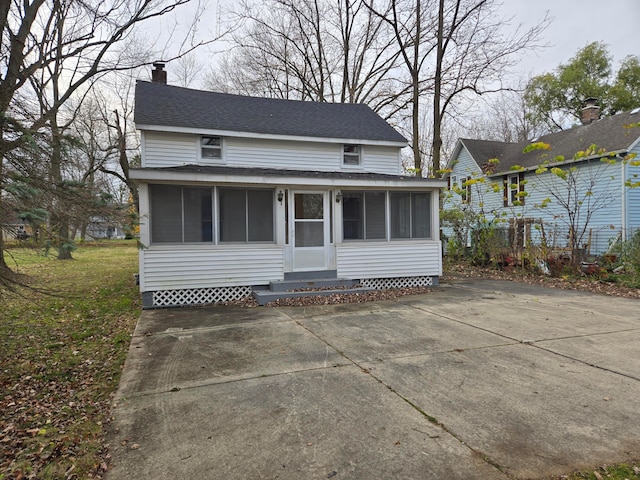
left=487, top=148, right=630, bottom=177
left=130, top=168, right=447, bottom=188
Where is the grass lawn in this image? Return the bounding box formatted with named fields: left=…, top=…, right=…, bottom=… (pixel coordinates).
left=1, top=240, right=140, bottom=479
left=0, top=242, right=638, bottom=479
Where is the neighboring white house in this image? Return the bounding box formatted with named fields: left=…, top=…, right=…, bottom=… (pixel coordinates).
left=443, top=101, right=640, bottom=257
left=131, top=65, right=445, bottom=308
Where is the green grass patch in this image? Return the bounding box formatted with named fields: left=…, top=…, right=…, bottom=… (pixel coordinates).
left=548, top=462, right=640, bottom=479
left=0, top=240, right=140, bottom=479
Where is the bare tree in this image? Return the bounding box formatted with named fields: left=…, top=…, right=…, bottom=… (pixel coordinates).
left=206, top=0, right=403, bottom=113
left=174, top=53, right=205, bottom=87
left=457, top=81, right=547, bottom=143
left=0, top=0, right=220, bottom=282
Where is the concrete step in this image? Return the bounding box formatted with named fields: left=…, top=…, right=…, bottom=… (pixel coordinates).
left=252, top=286, right=374, bottom=306
left=268, top=278, right=360, bottom=292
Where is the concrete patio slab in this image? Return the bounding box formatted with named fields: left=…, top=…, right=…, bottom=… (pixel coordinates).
left=107, top=278, right=640, bottom=480
left=109, top=366, right=508, bottom=480
left=362, top=343, right=640, bottom=479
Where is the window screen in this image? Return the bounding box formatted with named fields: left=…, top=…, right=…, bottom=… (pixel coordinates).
left=342, top=191, right=386, bottom=240
left=219, top=188, right=274, bottom=242
left=391, top=191, right=431, bottom=239
left=150, top=185, right=183, bottom=243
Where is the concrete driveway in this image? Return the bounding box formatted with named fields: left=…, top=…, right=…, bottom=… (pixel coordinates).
left=106, top=278, right=640, bottom=479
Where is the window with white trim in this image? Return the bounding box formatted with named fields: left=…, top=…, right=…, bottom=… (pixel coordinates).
left=150, top=185, right=213, bottom=243
left=343, top=144, right=361, bottom=166
left=342, top=191, right=386, bottom=240
left=219, top=188, right=274, bottom=242
left=341, top=190, right=432, bottom=241
left=149, top=185, right=274, bottom=244
left=201, top=136, right=222, bottom=160
left=390, top=192, right=431, bottom=239
left=504, top=172, right=525, bottom=206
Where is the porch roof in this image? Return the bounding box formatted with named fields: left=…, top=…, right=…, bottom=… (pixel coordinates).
left=130, top=165, right=447, bottom=189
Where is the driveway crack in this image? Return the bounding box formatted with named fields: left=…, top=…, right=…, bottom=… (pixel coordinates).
left=277, top=308, right=511, bottom=478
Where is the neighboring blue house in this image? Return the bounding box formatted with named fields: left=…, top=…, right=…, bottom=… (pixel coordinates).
left=443, top=103, right=640, bottom=257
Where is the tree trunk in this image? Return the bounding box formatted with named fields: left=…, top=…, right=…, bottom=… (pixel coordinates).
left=50, top=116, right=74, bottom=260
left=411, top=0, right=422, bottom=175
left=0, top=128, right=10, bottom=272
left=432, top=0, right=444, bottom=178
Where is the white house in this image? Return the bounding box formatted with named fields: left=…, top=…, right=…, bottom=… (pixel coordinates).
left=131, top=65, right=445, bottom=308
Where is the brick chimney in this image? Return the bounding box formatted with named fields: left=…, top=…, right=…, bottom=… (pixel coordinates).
left=581, top=97, right=600, bottom=125
left=151, top=62, right=167, bottom=84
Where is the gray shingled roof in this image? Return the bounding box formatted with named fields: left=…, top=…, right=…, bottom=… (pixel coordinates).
left=460, top=109, right=640, bottom=175
left=134, top=81, right=407, bottom=144
left=135, top=164, right=430, bottom=182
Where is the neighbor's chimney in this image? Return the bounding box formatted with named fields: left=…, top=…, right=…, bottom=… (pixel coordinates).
left=581, top=97, right=600, bottom=125
left=151, top=62, right=167, bottom=84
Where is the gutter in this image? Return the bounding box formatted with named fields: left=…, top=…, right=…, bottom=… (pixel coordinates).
left=486, top=149, right=629, bottom=178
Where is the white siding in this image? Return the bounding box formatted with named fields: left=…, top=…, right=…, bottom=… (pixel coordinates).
left=225, top=137, right=340, bottom=171
left=362, top=145, right=401, bottom=175
left=141, top=130, right=401, bottom=174
left=336, top=242, right=442, bottom=278
left=143, top=132, right=197, bottom=167
left=141, top=245, right=284, bottom=290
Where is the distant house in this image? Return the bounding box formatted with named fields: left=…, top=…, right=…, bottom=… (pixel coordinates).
left=444, top=101, right=640, bottom=257
left=131, top=64, right=445, bottom=308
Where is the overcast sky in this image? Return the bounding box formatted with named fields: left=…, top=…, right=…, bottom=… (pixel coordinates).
left=502, top=0, right=640, bottom=77
left=157, top=0, right=639, bottom=87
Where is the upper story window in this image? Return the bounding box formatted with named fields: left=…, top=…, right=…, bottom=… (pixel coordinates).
left=448, top=174, right=458, bottom=190
left=343, top=144, right=361, bottom=166
left=504, top=172, right=525, bottom=206
left=201, top=136, right=223, bottom=160
left=460, top=176, right=471, bottom=204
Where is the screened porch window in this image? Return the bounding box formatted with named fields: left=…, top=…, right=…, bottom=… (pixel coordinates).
left=342, top=191, right=386, bottom=240
left=149, top=185, right=274, bottom=244
left=219, top=188, right=274, bottom=242
left=150, top=185, right=213, bottom=243
left=390, top=192, right=431, bottom=239
left=341, top=190, right=432, bottom=241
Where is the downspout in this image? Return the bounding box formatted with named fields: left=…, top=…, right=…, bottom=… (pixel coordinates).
left=621, top=157, right=627, bottom=242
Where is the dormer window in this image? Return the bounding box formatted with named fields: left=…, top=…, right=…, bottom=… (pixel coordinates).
left=343, top=144, right=361, bottom=166
left=201, top=136, right=222, bottom=160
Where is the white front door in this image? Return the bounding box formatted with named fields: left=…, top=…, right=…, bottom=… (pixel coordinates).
left=291, top=191, right=331, bottom=271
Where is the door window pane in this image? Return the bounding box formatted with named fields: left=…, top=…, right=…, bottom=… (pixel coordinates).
left=295, top=193, right=323, bottom=219
left=295, top=222, right=324, bottom=247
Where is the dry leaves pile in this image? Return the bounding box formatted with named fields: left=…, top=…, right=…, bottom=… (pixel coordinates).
left=444, top=263, right=640, bottom=299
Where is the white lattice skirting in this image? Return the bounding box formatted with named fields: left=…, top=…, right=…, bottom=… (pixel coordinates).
left=361, top=276, right=433, bottom=289
left=152, top=286, right=252, bottom=307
